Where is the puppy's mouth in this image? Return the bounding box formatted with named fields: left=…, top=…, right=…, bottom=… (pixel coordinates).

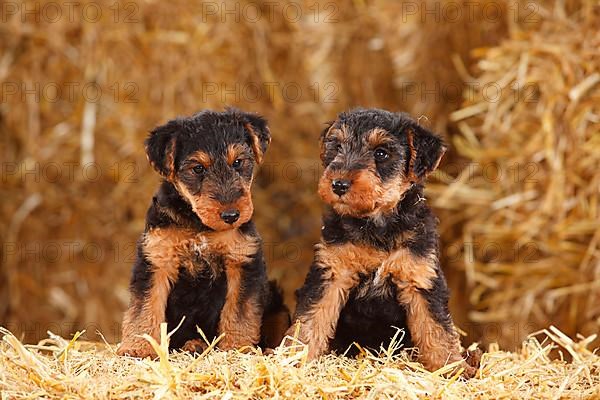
left=194, top=195, right=254, bottom=231
left=176, top=182, right=254, bottom=231
left=317, top=171, right=409, bottom=218
left=317, top=171, right=378, bottom=217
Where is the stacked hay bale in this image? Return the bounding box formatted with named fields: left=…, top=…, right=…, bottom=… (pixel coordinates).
left=435, top=1, right=600, bottom=348
left=298, top=0, right=509, bottom=133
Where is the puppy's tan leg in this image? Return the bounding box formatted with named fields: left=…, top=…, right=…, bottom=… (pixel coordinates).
left=217, top=260, right=262, bottom=350
left=117, top=266, right=176, bottom=358
left=289, top=243, right=383, bottom=359
left=287, top=266, right=356, bottom=360
left=383, top=248, right=473, bottom=377
left=399, top=288, right=472, bottom=376
left=118, top=300, right=155, bottom=358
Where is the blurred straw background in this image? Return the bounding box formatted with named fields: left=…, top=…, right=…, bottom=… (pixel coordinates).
left=0, top=0, right=598, bottom=352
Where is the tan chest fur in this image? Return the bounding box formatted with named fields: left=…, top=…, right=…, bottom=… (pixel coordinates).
left=315, top=240, right=437, bottom=291
left=142, top=227, right=259, bottom=276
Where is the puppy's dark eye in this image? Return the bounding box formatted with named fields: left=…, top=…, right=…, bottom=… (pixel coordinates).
left=374, top=148, right=389, bottom=161
left=232, top=159, right=243, bottom=170
left=192, top=164, right=206, bottom=174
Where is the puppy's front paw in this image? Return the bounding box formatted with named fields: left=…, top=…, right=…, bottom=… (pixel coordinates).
left=116, top=340, right=157, bottom=359
left=182, top=339, right=209, bottom=354
left=263, top=347, right=276, bottom=355
left=461, top=362, right=478, bottom=379
left=438, top=357, right=479, bottom=379
left=463, top=347, right=483, bottom=369
left=460, top=347, right=482, bottom=378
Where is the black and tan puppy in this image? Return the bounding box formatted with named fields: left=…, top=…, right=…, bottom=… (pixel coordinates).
left=288, top=108, right=476, bottom=377
left=117, top=109, right=289, bottom=358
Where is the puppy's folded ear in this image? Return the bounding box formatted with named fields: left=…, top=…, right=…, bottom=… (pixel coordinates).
left=145, top=119, right=179, bottom=180
left=239, top=112, right=271, bottom=164
left=319, top=121, right=335, bottom=162
left=405, top=123, right=447, bottom=182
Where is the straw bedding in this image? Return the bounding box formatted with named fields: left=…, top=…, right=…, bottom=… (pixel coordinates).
left=1, top=325, right=599, bottom=399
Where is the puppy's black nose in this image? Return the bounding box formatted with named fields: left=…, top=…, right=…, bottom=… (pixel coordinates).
left=331, top=179, right=351, bottom=196
left=220, top=209, right=240, bottom=224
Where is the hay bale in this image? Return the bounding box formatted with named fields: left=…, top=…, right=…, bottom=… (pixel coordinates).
left=433, top=2, right=600, bottom=348
left=373, top=0, right=509, bottom=133
left=299, top=0, right=509, bottom=133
